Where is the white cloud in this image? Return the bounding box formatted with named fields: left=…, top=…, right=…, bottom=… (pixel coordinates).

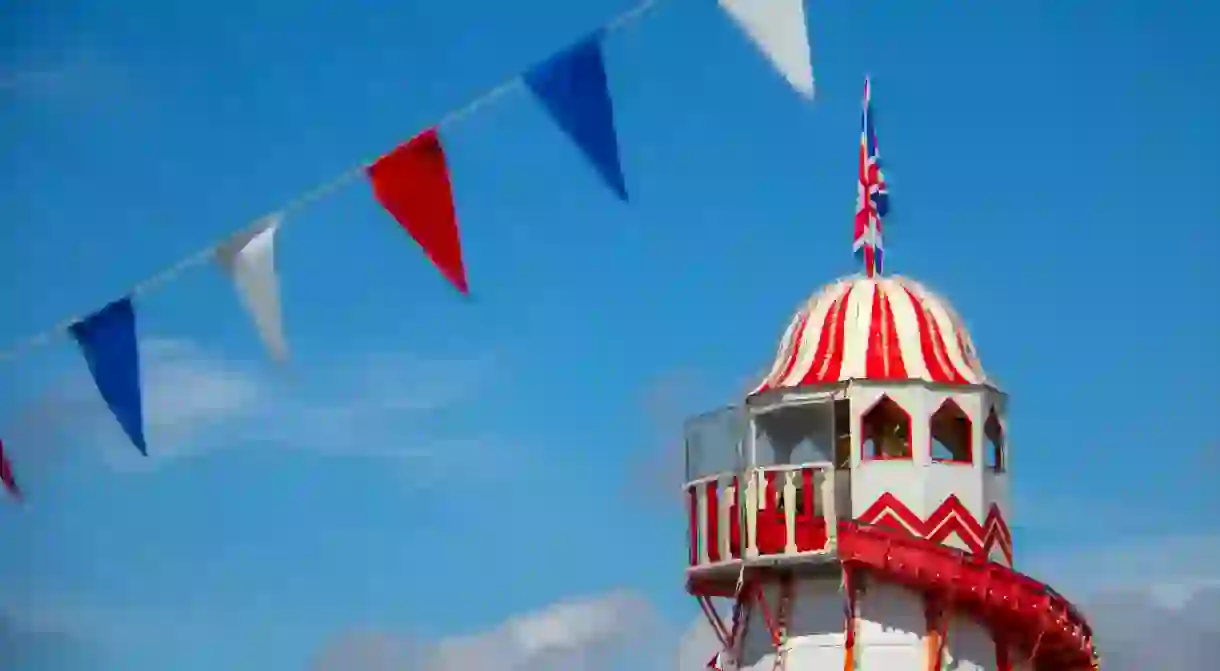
left=308, top=534, right=1211, bottom=671
left=7, top=536, right=1216, bottom=669
left=7, top=337, right=494, bottom=474
left=1023, top=533, right=1220, bottom=669
left=312, top=590, right=668, bottom=671
left=626, top=369, right=735, bottom=508
left=675, top=614, right=720, bottom=671
left=1080, top=586, right=1219, bottom=670
left=1025, top=533, right=1220, bottom=608
left=309, top=629, right=417, bottom=671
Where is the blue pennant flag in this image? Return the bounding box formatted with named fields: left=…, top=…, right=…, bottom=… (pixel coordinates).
left=524, top=32, right=628, bottom=201
left=69, top=297, right=147, bottom=455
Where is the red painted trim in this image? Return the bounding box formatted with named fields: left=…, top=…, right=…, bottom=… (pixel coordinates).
left=753, top=582, right=784, bottom=648
left=693, top=468, right=829, bottom=559
left=729, top=476, right=741, bottom=559
left=924, top=595, right=948, bottom=671
left=688, top=522, right=1095, bottom=671
left=798, top=286, right=853, bottom=385
left=860, top=394, right=915, bottom=462
left=902, top=287, right=966, bottom=384
left=842, top=566, right=858, bottom=652
left=697, top=596, right=731, bottom=649
left=930, top=398, right=974, bottom=465
left=688, top=487, right=699, bottom=566
left=995, top=637, right=1013, bottom=671
left=759, top=312, right=811, bottom=394
left=706, top=482, right=721, bottom=563
left=865, top=287, right=908, bottom=379
left=758, top=471, right=785, bottom=555
left=795, top=467, right=822, bottom=553
left=924, top=308, right=968, bottom=383
left=801, top=468, right=815, bottom=520
left=857, top=492, right=1013, bottom=565
left=837, top=522, right=1097, bottom=670
left=689, top=480, right=1013, bottom=568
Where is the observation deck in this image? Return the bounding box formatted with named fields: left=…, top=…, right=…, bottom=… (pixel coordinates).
left=682, top=390, right=1100, bottom=670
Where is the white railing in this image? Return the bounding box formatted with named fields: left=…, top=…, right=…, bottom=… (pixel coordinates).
left=685, top=463, right=844, bottom=570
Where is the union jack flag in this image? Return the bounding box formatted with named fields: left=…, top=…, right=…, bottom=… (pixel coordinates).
left=854, top=76, right=889, bottom=278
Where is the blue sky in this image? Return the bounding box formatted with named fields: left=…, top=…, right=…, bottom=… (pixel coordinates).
left=2, top=1, right=1218, bottom=669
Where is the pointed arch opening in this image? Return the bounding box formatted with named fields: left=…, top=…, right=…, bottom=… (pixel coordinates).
left=930, top=399, right=973, bottom=464
left=833, top=399, right=851, bottom=470
left=985, top=406, right=1005, bottom=472
left=861, top=395, right=912, bottom=461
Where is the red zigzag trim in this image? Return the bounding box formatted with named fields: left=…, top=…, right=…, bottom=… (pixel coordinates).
left=857, top=493, right=1013, bottom=565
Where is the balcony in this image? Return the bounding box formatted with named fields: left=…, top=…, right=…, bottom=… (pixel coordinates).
left=682, top=397, right=851, bottom=587
left=686, top=463, right=847, bottom=581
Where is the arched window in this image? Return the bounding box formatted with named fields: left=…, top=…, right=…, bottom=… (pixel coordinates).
left=861, top=396, right=912, bottom=460
left=930, top=399, right=972, bottom=464
left=984, top=407, right=1005, bottom=472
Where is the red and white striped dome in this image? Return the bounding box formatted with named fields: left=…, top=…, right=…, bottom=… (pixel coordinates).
left=751, top=275, right=989, bottom=395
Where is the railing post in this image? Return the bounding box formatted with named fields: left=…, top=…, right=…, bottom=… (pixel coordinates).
left=719, top=477, right=734, bottom=562
left=822, top=466, right=838, bottom=550
left=745, top=472, right=760, bottom=559
left=783, top=470, right=798, bottom=555
left=696, top=483, right=710, bottom=566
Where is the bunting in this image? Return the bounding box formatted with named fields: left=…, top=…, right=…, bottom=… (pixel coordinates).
left=718, top=0, right=815, bottom=99
left=216, top=213, right=288, bottom=361
left=368, top=128, right=469, bottom=295
left=0, top=438, right=20, bottom=501
left=0, top=0, right=833, bottom=499
left=525, top=33, right=629, bottom=201
left=69, top=298, right=147, bottom=456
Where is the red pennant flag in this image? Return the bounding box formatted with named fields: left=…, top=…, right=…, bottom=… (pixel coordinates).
left=367, top=127, right=469, bottom=294
left=0, top=438, right=21, bottom=501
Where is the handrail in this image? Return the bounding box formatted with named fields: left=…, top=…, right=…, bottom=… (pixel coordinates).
left=682, top=471, right=738, bottom=490
left=754, top=460, right=834, bottom=473
left=682, top=461, right=834, bottom=489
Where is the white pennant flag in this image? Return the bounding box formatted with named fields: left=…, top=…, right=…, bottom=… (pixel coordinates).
left=215, top=213, right=288, bottom=361
left=719, top=0, right=815, bottom=99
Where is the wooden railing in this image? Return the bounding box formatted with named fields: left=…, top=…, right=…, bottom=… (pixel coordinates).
left=686, top=463, right=843, bottom=570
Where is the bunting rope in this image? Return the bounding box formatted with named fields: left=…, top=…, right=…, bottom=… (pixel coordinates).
left=0, top=0, right=661, bottom=365
left=0, top=0, right=816, bottom=498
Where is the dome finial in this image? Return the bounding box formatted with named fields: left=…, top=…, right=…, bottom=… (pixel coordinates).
left=854, top=75, right=889, bottom=278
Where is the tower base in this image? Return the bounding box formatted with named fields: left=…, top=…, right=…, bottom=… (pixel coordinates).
left=731, top=579, right=1026, bottom=671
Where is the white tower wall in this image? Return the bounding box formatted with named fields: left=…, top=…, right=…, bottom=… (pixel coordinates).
left=845, top=383, right=1012, bottom=567
left=735, top=579, right=1031, bottom=671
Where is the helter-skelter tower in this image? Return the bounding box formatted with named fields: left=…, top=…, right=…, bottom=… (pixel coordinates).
left=681, top=83, right=1101, bottom=671
left=683, top=273, right=1102, bottom=671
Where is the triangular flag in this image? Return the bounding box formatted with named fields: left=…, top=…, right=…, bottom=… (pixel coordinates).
left=216, top=213, right=288, bottom=361
left=0, top=438, right=20, bottom=501
left=69, top=297, right=147, bottom=455
left=524, top=33, right=628, bottom=201
left=367, top=128, right=469, bottom=295
left=718, top=0, right=815, bottom=99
